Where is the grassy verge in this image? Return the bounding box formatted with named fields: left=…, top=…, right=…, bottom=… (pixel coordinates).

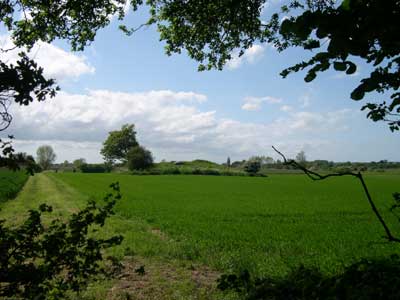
left=0, top=169, right=29, bottom=202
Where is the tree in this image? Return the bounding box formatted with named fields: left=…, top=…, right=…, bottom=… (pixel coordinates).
left=101, top=124, right=138, bottom=164
left=2, top=1, right=399, bottom=132
left=244, top=158, right=261, bottom=175
left=139, top=0, right=400, bottom=131
left=0, top=1, right=132, bottom=130
left=227, top=157, right=231, bottom=168
left=127, top=146, right=154, bottom=171
left=73, top=158, right=87, bottom=169
left=36, top=145, right=56, bottom=170
left=296, top=151, right=307, bottom=164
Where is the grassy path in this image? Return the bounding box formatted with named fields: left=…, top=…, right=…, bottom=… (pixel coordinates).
left=0, top=173, right=225, bottom=300
left=0, top=173, right=86, bottom=224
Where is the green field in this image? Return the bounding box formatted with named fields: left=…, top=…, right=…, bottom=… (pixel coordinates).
left=41, top=172, right=400, bottom=278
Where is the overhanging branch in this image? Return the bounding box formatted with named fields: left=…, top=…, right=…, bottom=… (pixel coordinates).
left=272, top=146, right=400, bottom=243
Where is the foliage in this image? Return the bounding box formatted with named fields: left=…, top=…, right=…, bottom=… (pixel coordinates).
left=244, top=159, right=261, bottom=174
left=217, top=255, right=400, bottom=299
left=0, top=54, right=58, bottom=131
left=130, top=167, right=264, bottom=177
left=73, top=158, right=87, bottom=169
left=274, top=0, right=400, bottom=131
left=0, top=0, right=138, bottom=129
left=101, top=124, right=139, bottom=164
left=127, top=145, right=154, bottom=171
left=138, top=0, right=400, bottom=130
left=0, top=182, right=123, bottom=299
left=80, top=163, right=112, bottom=173
left=0, top=137, right=41, bottom=174
left=2, top=1, right=399, bottom=131
left=0, top=170, right=29, bottom=202
left=36, top=145, right=56, bottom=170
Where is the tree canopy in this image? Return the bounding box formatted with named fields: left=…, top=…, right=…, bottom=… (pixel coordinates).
left=36, top=145, right=56, bottom=170
left=1, top=0, right=399, bottom=132
left=127, top=145, right=154, bottom=171
left=101, top=124, right=139, bottom=163
left=145, top=0, right=400, bottom=131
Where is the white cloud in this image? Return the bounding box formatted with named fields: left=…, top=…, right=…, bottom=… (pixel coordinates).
left=6, top=89, right=358, bottom=162
left=0, top=35, right=95, bottom=81
left=280, top=105, right=293, bottom=112
left=242, top=96, right=282, bottom=111
left=299, top=93, right=311, bottom=108
left=227, top=45, right=265, bottom=69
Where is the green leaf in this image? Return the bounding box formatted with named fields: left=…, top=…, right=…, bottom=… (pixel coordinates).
left=333, top=62, right=347, bottom=71
left=304, top=71, right=316, bottom=82
left=346, top=62, right=357, bottom=74
left=351, top=87, right=365, bottom=100
left=341, top=0, right=351, bottom=10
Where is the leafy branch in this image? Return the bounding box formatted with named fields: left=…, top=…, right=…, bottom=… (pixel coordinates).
left=0, top=182, right=124, bottom=299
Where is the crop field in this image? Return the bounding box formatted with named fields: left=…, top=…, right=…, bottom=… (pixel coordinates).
left=45, top=172, right=400, bottom=278
left=0, top=170, right=29, bottom=202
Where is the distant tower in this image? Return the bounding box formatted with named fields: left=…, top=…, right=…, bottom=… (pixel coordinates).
left=227, top=156, right=231, bottom=168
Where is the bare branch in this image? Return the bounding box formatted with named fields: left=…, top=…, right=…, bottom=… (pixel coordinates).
left=272, top=146, right=400, bottom=243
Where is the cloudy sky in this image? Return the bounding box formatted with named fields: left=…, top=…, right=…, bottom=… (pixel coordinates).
left=1, top=2, right=399, bottom=163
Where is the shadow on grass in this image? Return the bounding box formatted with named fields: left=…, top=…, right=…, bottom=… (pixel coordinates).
left=218, top=254, right=400, bottom=299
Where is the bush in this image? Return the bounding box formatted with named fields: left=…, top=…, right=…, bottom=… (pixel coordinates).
left=0, top=183, right=123, bottom=299
left=127, top=146, right=154, bottom=171
left=79, top=163, right=111, bottom=173
left=244, top=160, right=261, bottom=174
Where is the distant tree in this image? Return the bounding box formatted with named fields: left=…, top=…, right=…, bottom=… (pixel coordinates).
left=264, top=156, right=274, bottom=164
left=296, top=151, right=307, bottom=164
left=36, top=145, right=56, bottom=170
left=101, top=124, right=138, bottom=164
left=244, top=159, right=261, bottom=175
left=127, top=146, right=154, bottom=171
left=73, top=158, right=86, bottom=169
left=227, top=157, right=231, bottom=168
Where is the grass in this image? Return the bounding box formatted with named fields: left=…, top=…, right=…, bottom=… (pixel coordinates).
left=46, top=172, right=400, bottom=278
left=0, top=169, right=29, bottom=202
left=1, top=172, right=400, bottom=298
left=0, top=173, right=228, bottom=299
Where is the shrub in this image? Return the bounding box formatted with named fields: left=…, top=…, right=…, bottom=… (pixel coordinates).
left=79, top=163, right=111, bottom=173
left=127, top=146, right=154, bottom=171
left=244, top=160, right=261, bottom=174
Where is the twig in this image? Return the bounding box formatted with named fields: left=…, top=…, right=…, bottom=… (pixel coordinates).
left=272, top=146, right=400, bottom=243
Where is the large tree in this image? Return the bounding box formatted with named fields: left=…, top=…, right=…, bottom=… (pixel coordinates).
left=101, top=124, right=139, bottom=163
left=36, top=145, right=56, bottom=170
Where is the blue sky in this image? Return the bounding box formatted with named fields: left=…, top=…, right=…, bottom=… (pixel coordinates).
left=2, top=2, right=399, bottom=163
